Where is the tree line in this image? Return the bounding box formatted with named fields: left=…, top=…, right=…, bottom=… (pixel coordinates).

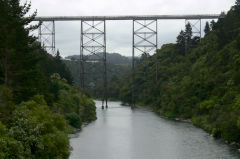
left=0, top=0, right=96, bottom=158
left=115, top=0, right=240, bottom=143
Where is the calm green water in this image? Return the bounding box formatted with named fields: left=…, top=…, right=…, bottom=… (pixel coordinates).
left=70, top=101, right=240, bottom=159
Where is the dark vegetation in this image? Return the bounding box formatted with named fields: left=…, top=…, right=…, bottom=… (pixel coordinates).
left=64, top=57, right=131, bottom=100
left=0, top=0, right=96, bottom=158
left=65, top=52, right=131, bottom=65
left=2, top=0, right=238, bottom=157
left=119, top=1, right=240, bottom=143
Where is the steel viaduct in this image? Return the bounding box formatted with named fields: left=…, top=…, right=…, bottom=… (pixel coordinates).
left=34, top=14, right=222, bottom=109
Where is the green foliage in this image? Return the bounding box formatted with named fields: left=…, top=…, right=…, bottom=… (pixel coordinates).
left=0, top=0, right=96, bottom=158
left=0, top=85, right=15, bottom=123
left=7, top=96, right=70, bottom=159
left=204, top=22, right=211, bottom=35
left=0, top=0, right=73, bottom=103
left=185, top=23, right=193, bottom=45
left=41, top=51, right=73, bottom=85
left=176, top=23, right=200, bottom=55
left=0, top=94, right=73, bottom=159
left=51, top=77, right=96, bottom=123
left=210, top=20, right=217, bottom=30
left=64, top=59, right=130, bottom=98
left=176, top=30, right=185, bottom=54
left=66, top=112, right=82, bottom=128
left=0, top=0, right=42, bottom=103
left=0, top=136, right=24, bottom=159
left=199, top=97, right=218, bottom=113
left=119, top=3, right=240, bottom=143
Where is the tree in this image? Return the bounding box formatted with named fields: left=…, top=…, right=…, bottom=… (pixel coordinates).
left=52, top=50, right=73, bottom=84
left=177, top=30, right=185, bottom=46
left=0, top=1, right=97, bottom=158
left=116, top=0, right=240, bottom=144
left=176, top=23, right=195, bottom=54
left=204, top=22, right=211, bottom=35
left=66, top=112, right=82, bottom=128
left=0, top=0, right=45, bottom=102
left=140, top=53, right=150, bottom=62
left=191, top=36, right=200, bottom=46
left=185, top=23, right=193, bottom=45
left=0, top=0, right=37, bottom=85
left=236, top=0, right=240, bottom=6
left=176, top=30, right=185, bottom=53
left=210, top=20, right=216, bottom=30
left=56, top=49, right=61, bottom=61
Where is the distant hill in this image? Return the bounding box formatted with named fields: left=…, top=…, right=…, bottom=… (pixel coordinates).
left=65, top=52, right=131, bottom=65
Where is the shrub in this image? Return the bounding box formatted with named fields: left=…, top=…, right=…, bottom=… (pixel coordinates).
left=66, top=112, right=82, bottom=129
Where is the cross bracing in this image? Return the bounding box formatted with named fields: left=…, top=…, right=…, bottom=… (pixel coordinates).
left=35, top=14, right=222, bottom=108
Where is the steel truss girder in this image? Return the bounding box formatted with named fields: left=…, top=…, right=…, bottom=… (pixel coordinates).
left=38, top=21, right=56, bottom=55
left=132, top=19, right=158, bottom=108
left=34, top=14, right=221, bottom=21
left=80, top=20, right=108, bottom=108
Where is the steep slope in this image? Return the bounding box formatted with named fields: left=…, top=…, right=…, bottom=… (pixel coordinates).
left=120, top=2, right=240, bottom=142
left=0, top=1, right=96, bottom=158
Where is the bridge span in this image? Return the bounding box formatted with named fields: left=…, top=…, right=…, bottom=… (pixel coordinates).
left=34, top=14, right=221, bottom=21
left=34, top=14, right=221, bottom=109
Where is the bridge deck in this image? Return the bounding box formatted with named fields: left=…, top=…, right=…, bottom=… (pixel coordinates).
left=34, top=14, right=221, bottom=21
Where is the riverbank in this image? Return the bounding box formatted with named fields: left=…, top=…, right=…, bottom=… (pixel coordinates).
left=117, top=2, right=240, bottom=151
left=156, top=106, right=240, bottom=152
left=127, top=101, right=240, bottom=153
left=70, top=100, right=240, bottom=159
left=68, top=122, right=93, bottom=138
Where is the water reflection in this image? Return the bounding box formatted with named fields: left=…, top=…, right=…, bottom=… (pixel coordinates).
left=70, top=101, right=240, bottom=159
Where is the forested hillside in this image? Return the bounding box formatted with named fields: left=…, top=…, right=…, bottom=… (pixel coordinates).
left=120, top=1, right=240, bottom=143
left=64, top=58, right=131, bottom=99
left=65, top=52, right=131, bottom=65
left=0, top=1, right=96, bottom=158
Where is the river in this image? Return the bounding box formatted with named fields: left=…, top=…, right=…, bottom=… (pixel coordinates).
left=70, top=100, right=240, bottom=159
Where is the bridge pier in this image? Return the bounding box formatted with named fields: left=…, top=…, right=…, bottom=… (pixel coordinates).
left=132, top=19, right=158, bottom=108
left=80, top=20, right=108, bottom=109
left=38, top=21, right=56, bottom=55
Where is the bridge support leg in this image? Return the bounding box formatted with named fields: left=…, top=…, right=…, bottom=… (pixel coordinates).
left=103, top=20, right=108, bottom=109
left=80, top=20, right=108, bottom=109
left=38, top=21, right=56, bottom=55
left=132, top=19, right=158, bottom=109
left=132, top=20, right=135, bottom=109
left=80, top=21, right=85, bottom=89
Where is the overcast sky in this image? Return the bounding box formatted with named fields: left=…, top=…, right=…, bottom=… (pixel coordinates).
left=24, top=0, right=236, bottom=57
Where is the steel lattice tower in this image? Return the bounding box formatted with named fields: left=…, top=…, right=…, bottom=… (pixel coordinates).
left=38, top=21, right=56, bottom=55
left=80, top=20, right=108, bottom=109
left=132, top=19, right=158, bottom=108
